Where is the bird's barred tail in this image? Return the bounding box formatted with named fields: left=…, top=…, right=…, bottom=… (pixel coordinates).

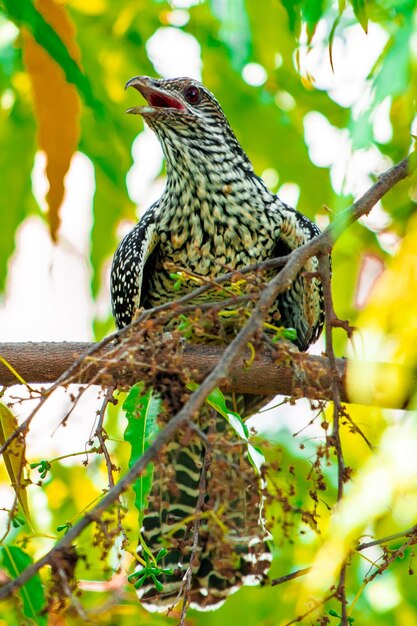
left=134, top=399, right=271, bottom=612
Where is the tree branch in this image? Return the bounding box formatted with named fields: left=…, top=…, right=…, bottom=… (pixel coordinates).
left=0, top=342, right=415, bottom=409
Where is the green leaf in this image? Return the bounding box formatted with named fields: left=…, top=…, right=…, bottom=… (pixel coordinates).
left=280, top=0, right=302, bottom=33
left=123, top=383, right=160, bottom=519
left=0, top=546, right=47, bottom=626
left=207, top=388, right=265, bottom=473
left=188, top=384, right=266, bottom=474
left=349, top=0, right=368, bottom=32
left=2, top=0, right=101, bottom=113
left=302, top=0, right=325, bottom=42
left=204, top=386, right=248, bottom=437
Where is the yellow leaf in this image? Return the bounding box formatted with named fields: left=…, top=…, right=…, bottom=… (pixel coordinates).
left=0, top=403, right=31, bottom=525
left=22, top=0, right=81, bottom=241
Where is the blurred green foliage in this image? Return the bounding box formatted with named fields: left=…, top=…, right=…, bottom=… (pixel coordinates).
left=0, top=0, right=416, bottom=625
left=0, top=545, right=46, bottom=625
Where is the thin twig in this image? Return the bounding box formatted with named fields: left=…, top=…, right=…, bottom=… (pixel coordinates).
left=271, top=567, right=311, bottom=586
left=365, top=532, right=417, bottom=583
left=318, top=254, right=345, bottom=498
left=269, top=524, right=417, bottom=588
left=318, top=253, right=348, bottom=623
left=57, top=566, right=92, bottom=623
left=284, top=592, right=337, bottom=625
left=95, top=387, right=116, bottom=489
left=93, top=386, right=127, bottom=543
left=356, top=525, right=417, bottom=552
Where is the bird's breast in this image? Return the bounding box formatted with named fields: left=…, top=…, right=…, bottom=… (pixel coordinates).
left=142, top=197, right=277, bottom=310
left=157, top=200, right=275, bottom=276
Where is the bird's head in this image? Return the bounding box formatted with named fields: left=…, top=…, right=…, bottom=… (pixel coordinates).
left=125, top=75, right=251, bottom=166
left=126, top=75, right=225, bottom=128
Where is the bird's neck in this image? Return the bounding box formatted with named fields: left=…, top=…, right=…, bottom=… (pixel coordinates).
left=159, top=131, right=272, bottom=216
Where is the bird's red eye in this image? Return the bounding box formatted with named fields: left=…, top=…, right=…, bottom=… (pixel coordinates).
left=184, top=85, right=201, bottom=105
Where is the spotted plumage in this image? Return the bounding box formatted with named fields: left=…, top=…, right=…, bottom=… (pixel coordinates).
left=111, top=76, right=324, bottom=612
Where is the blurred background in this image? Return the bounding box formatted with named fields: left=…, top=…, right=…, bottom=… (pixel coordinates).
left=0, top=0, right=416, bottom=624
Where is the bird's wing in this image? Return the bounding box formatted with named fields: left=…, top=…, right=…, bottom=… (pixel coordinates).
left=269, top=201, right=324, bottom=351
left=111, top=205, right=159, bottom=329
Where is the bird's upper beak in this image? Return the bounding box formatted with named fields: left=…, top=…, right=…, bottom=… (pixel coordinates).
left=125, top=76, right=186, bottom=116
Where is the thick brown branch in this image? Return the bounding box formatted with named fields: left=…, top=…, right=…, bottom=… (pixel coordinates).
left=0, top=341, right=332, bottom=395
left=0, top=341, right=415, bottom=408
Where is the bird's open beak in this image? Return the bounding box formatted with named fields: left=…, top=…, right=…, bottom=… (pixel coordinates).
left=125, top=76, right=186, bottom=115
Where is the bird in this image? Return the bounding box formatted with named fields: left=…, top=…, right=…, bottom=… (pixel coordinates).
left=111, top=75, right=324, bottom=613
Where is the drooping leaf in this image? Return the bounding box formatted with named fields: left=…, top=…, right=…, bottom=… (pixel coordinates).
left=3, top=0, right=100, bottom=111
left=0, top=546, right=46, bottom=626
left=279, top=0, right=302, bottom=33
left=302, top=0, right=325, bottom=43
left=123, top=382, right=160, bottom=519
left=189, top=384, right=266, bottom=474
left=21, top=0, right=81, bottom=241
left=349, top=0, right=368, bottom=32
left=201, top=385, right=248, bottom=439
left=0, top=403, right=31, bottom=525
